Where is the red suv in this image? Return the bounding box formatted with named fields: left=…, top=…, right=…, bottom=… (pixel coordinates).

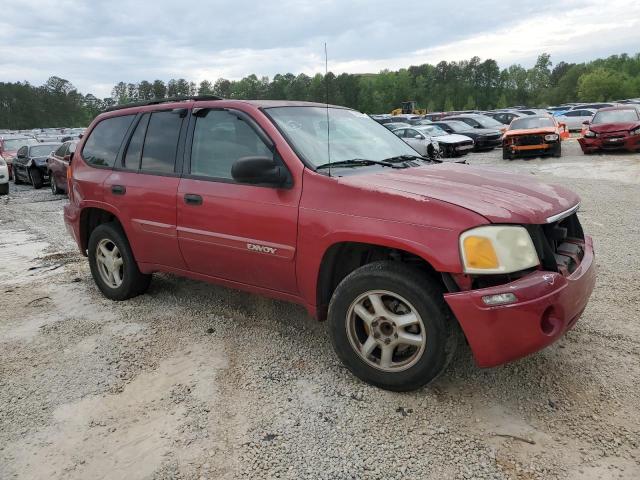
left=64, top=97, right=596, bottom=391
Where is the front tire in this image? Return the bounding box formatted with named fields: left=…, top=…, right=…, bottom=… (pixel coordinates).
left=50, top=174, right=63, bottom=194
left=328, top=261, right=457, bottom=391
left=0, top=182, right=8, bottom=195
left=551, top=142, right=562, bottom=158
left=13, top=168, right=22, bottom=184
left=88, top=222, right=151, bottom=300
left=502, top=148, right=512, bottom=160
left=30, top=169, right=43, bottom=189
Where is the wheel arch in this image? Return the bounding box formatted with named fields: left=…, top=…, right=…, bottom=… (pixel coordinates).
left=315, top=240, right=446, bottom=321
left=79, top=206, right=126, bottom=253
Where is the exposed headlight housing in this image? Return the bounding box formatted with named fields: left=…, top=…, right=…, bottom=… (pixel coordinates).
left=460, top=225, right=539, bottom=274
left=544, top=134, right=559, bottom=141
left=630, top=126, right=640, bottom=136
left=584, top=130, right=597, bottom=138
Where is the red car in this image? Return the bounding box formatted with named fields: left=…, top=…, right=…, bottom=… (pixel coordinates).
left=578, top=106, right=640, bottom=153
left=64, top=97, right=596, bottom=391
left=0, top=136, right=39, bottom=179
left=47, top=140, right=78, bottom=194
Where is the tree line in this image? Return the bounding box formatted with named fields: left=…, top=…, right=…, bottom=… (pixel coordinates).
left=2, top=52, right=639, bottom=129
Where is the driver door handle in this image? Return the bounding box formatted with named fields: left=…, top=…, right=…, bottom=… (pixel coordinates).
left=184, top=193, right=203, bottom=206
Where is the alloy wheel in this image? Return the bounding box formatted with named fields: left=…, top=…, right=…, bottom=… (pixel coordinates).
left=346, top=290, right=427, bottom=372
left=95, top=238, right=124, bottom=288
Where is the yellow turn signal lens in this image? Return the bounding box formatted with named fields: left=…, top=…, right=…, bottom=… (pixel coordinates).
left=463, top=236, right=499, bottom=269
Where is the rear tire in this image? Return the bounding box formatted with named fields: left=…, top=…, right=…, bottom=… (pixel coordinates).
left=88, top=222, right=151, bottom=301
left=328, top=261, right=458, bottom=391
left=30, top=169, right=43, bottom=189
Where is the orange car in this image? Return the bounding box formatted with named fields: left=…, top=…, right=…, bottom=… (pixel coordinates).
left=502, top=115, right=569, bottom=160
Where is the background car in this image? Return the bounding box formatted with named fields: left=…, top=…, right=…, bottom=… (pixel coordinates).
left=502, top=115, right=567, bottom=159
left=47, top=140, right=77, bottom=194
left=578, top=106, right=640, bottom=154
left=430, top=120, right=502, bottom=151
left=382, top=121, right=411, bottom=130
left=389, top=126, right=440, bottom=158
left=400, top=124, right=474, bottom=158
left=0, top=156, right=9, bottom=195
left=12, top=142, right=60, bottom=189
left=0, top=136, right=39, bottom=180
left=555, top=108, right=597, bottom=131
left=442, top=113, right=507, bottom=133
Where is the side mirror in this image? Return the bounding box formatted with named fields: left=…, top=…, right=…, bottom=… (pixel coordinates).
left=414, top=134, right=424, bottom=139
left=17, top=152, right=26, bottom=159
left=582, top=120, right=590, bottom=125
left=231, top=156, right=288, bottom=187
left=63, top=153, right=72, bottom=162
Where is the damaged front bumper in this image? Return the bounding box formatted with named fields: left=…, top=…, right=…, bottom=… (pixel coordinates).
left=444, top=236, right=595, bottom=367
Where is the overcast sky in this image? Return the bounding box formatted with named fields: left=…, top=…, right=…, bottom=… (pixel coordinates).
left=2, top=0, right=639, bottom=98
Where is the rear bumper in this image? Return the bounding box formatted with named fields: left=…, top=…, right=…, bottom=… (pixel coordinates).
left=444, top=236, right=596, bottom=367
left=63, top=202, right=84, bottom=254
left=578, top=134, right=640, bottom=152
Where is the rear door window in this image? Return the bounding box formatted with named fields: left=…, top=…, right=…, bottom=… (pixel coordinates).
left=140, top=111, right=183, bottom=174
left=82, top=115, right=135, bottom=167
left=123, top=114, right=150, bottom=169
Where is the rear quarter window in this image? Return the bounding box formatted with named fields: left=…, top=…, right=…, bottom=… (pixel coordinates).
left=81, top=115, right=135, bottom=167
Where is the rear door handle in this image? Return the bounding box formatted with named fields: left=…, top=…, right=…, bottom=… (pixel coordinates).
left=184, top=193, right=203, bottom=206
left=111, top=185, right=126, bottom=195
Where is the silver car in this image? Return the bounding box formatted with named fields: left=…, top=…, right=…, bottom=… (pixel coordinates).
left=555, top=108, right=597, bottom=131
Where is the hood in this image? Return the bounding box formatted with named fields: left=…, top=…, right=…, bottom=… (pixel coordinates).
left=505, top=127, right=556, bottom=137
left=343, top=163, right=579, bottom=224
left=590, top=122, right=639, bottom=133
left=435, top=133, right=473, bottom=144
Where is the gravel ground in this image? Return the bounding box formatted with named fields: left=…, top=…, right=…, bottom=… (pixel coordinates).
left=1, top=139, right=639, bottom=479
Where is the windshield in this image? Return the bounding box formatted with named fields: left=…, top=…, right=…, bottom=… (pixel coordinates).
left=510, top=117, right=555, bottom=130
left=267, top=107, right=418, bottom=166
left=592, top=109, right=639, bottom=124
left=473, top=116, right=504, bottom=128
left=30, top=145, right=57, bottom=157
left=2, top=138, right=38, bottom=151
left=441, top=121, right=471, bottom=132
left=416, top=125, right=448, bottom=136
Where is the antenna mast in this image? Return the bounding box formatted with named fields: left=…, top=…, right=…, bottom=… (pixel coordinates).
left=324, top=42, right=331, bottom=176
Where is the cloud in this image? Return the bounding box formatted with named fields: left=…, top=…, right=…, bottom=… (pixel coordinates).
left=0, top=0, right=638, bottom=98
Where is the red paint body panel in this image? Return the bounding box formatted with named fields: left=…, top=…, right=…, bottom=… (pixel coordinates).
left=47, top=151, right=71, bottom=193
left=445, top=237, right=595, bottom=367
left=64, top=99, right=597, bottom=370
left=104, top=171, right=186, bottom=269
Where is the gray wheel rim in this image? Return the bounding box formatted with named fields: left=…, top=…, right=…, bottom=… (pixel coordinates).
left=96, top=238, right=124, bottom=288
left=346, top=290, right=427, bottom=372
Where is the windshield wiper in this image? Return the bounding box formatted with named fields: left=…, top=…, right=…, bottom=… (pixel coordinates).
left=315, top=158, right=402, bottom=170
left=382, top=154, right=442, bottom=164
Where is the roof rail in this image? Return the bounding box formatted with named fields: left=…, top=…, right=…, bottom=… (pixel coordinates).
left=103, top=95, right=223, bottom=113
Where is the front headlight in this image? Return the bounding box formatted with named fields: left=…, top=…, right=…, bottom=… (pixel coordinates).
left=584, top=130, right=597, bottom=138
left=459, top=225, right=539, bottom=274
left=544, top=134, right=559, bottom=141
left=630, top=126, right=640, bottom=136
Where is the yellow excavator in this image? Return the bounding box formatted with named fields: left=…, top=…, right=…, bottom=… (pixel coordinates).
left=390, top=101, right=427, bottom=116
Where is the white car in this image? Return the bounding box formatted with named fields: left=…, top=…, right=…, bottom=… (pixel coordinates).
left=555, top=108, right=597, bottom=131
left=395, top=125, right=474, bottom=159
left=0, top=156, right=9, bottom=195
left=390, top=126, right=440, bottom=158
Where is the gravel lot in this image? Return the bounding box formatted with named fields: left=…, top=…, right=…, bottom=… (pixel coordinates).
left=1, top=139, right=639, bottom=479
